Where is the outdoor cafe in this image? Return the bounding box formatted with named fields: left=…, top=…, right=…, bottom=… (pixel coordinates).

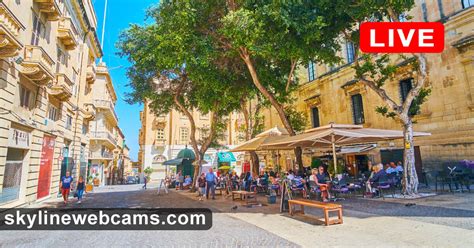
left=168, top=124, right=473, bottom=225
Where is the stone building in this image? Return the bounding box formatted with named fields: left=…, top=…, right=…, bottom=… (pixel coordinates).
left=262, top=0, right=474, bottom=175
left=0, top=0, right=124, bottom=207
left=138, top=101, right=246, bottom=180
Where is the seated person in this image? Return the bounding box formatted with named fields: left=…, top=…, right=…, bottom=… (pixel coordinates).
left=386, top=162, right=398, bottom=174
left=367, top=163, right=388, bottom=194
left=395, top=161, right=404, bottom=173
left=182, top=175, right=193, bottom=188
left=312, top=166, right=330, bottom=202
left=286, top=170, right=295, bottom=180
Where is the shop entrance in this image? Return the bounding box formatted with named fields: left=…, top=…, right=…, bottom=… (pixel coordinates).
left=0, top=148, right=26, bottom=204
left=37, top=136, right=55, bottom=199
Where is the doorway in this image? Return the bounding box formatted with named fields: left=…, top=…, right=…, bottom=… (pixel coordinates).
left=37, top=135, right=55, bottom=199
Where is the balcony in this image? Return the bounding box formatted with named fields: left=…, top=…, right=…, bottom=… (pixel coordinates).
left=86, top=64, right=96, bottom=83
left=89, top=151, right=113, bottom=160
left=49, top=73, right=72, bottom=101
left=57, top=17, right=78, bottom=50
left=82, top=103, right=96, bottom=120
left=90, top=131, right=117, bottom=148
left=20, top=45, right=54, bottom=85
left=94, top=99, right=118, bottom=123
left=34, top=0, right=60, bottom=21
left=0, top=2, right=25, bottom=58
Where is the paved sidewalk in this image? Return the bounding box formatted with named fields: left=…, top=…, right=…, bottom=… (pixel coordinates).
left=176, top=188, right=474, bottom=247
left=0, top=184, right=297, bottom=248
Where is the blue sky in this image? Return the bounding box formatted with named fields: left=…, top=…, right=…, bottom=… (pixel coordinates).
left=92, top=0, right=158, bottom=161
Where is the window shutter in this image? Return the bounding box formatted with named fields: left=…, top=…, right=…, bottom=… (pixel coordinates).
left=351, top=94, right=365, bottom=124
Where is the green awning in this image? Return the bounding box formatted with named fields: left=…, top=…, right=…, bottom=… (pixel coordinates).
left=217, top=152, right=236, bottom=163
left=163, top=158, right=183, bottom=165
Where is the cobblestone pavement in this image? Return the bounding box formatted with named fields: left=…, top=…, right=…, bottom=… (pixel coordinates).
left=0, top=184, right=297, bottom=248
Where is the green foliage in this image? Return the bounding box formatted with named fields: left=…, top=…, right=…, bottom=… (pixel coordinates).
left=117, top=0, right=256, bottom=149
left=327, top=159, right=345, bottom=176
left=409, top=88, right=431, bottom=116
left=376, top=106, right=397, bottom=119
left=311, top=158, right=322, bottom=169
left=284, top=106, right=307, bottom=133
left=143, top=167, right=153, bottom=177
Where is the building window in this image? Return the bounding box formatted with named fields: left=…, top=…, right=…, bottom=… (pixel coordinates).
left=31, top=14, right=45, bottom=46
left=47, top=104, right=59, bottom=121
left=156, top=128, right=165, bottom=140
left=19, top=85, right=32, bottom=108
left=81, top=123, right=88, bottom=135
left=462, top=0, right=473, bottom=8
left=400, top=78, right=414, bottom=102
left=65, top=114, right=73, bottom=130
left=311, top=107, right=320, bottom=128
left=56, top=47, right=68, bottom=72
left=180, top=127, right=189, bottom=144
left=308, top=61, right=316, bottom=81
left=351, top=94, right=365, bottom=124
left=346, top=41, right=355, bottom=64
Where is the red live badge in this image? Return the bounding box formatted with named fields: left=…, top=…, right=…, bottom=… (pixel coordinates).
left=359, top=22, right=444, bottom=53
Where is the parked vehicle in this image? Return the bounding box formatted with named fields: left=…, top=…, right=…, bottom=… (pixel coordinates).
left=127, top=176, right=137, bottom=184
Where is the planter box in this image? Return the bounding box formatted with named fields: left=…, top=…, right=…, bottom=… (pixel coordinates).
left=86, top=184, right=93, bottom=192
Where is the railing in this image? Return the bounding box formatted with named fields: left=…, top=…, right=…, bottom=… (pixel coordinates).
left=89, top=151, right=113, bottom=159
left=94, top=99, right=118, bottom=122
left=23, top=45, right=54, bottom=73
left=90, top=131, right=117, bottom=146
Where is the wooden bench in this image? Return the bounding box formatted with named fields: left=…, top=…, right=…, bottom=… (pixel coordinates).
left=288, top=199, right=343, bottom=226
left=231, top=190, right=258, bottom=205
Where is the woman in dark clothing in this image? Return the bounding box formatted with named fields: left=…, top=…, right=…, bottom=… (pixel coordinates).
left=312, top=166, right=330, bottom=202
left=76, top=176, right=85, bottom=204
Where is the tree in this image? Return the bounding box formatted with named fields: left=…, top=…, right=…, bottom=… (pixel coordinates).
left=221, top=1, right=355, bottom=170
left=239, top=94, right=265, bottom=175
left=117, top=0, right=248, bottom=188
left=342, top=1, right=430, bottom=195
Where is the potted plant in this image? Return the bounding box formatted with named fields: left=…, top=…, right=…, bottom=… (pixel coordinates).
left=93, top=173, right=100, bottom=186
left=86, top=175, right=94, bottom=192
left=143, top=167, right=153, bottom=182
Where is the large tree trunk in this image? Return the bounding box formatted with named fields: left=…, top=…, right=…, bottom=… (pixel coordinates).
left=294, top=147, right=303, bottom=171
left=239, top=48, right=304, bottom=169
left=250, top=151, right=259, bottom=175
left=402, top=118, right=419, bottom=195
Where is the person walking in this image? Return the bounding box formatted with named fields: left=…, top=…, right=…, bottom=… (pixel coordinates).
left=76, top=176, right=85, bottom=204
left=205, top=168, right=217, bottom=200
left=60, top=171, right=73, bottom=205
left=198, top=173, right=206, bottom=201
left=143, top=175, right=147, bottom=190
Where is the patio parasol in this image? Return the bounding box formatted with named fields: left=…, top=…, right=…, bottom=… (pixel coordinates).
left=263, top=123, right=431, bottom=175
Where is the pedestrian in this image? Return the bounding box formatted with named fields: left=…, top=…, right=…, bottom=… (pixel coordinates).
left=178, top=171, right=184, bottom=190
left=143, top=175, right=147, bottom=189
left=205, top=168, right=217, bottom=200
left=76, top=176, right=85, bottom=204
left=60, top=171, right=73, bottom=205
left=198, top=173, right=206, bottom=201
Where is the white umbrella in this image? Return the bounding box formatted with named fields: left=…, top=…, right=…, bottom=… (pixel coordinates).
left=263, top=123, right=431, bottom=175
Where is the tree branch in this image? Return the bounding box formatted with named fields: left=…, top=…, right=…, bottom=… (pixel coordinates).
left=285, top=59, right=297, bottom=92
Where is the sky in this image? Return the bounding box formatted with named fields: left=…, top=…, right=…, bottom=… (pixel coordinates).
left=92, top=0, right=158, bottom=161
